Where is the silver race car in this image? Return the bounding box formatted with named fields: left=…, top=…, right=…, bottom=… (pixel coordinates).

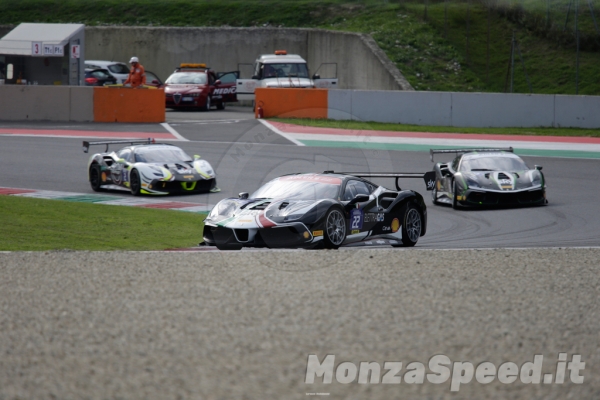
left=427, top=147, right=547, bottom=208
left=83, top=139, right=218, bottom=195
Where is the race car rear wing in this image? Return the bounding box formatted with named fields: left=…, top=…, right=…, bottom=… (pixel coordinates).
left=324, top=171, right=436, bottom=191
left=83, top=138, right=155, bottom=153
left=430, top=147, right=513, bottom=162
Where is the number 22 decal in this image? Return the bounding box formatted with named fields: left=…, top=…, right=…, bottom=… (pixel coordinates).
left=350, top=208, right=363, bottom=230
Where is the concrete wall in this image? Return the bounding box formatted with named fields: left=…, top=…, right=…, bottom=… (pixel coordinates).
left=0, top=85, right=164, bottom=123
left=328, top=89, right=600, bottom=128
left=84, top=27, right=411, bottom=91
left=0, top=85, right=94, bottom=122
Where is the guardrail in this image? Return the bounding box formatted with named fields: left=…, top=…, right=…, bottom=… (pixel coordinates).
left=255, top=88, right=600, bottom=129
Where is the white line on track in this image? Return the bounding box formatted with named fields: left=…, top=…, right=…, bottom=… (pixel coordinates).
left=168, top=119, right=242, bottom=124
left=161, top=122, right=189, bottom=141
left=258, top=119, right=305, bottom=146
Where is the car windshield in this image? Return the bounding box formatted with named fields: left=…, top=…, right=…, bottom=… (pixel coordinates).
left=461, top=156, right=529, bottom=171
left=108, top=64, right=129, bottom=74
left=166, top=72, right=207, bottom=85
left=251, top=175, right=341, bottom=201
left=263, top=63, right=309, bottom=78
left=134, top=146, right=192, bottom=163
left=87, top=70, right=111, bottom=79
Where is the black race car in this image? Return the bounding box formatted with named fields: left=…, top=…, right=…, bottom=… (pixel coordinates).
left=427, top=148, right=547, bottom=208
left=202, top=172, right=428, bottom=250
left=84, top=139, right=218, bottom=195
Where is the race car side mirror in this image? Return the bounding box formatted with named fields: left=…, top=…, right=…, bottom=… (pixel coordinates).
left=239, top=192, right=249, bottom=199
left=194, top=155, right=201, bottom=160
left=252, top=75, right=259, bottom=80
left=312, top=74, right=320, bottom=80
left=214, top=79, right=221, bottom=86
left=118, top=158, right=128, bottom=164
left=346, top=194, right=369, bottom=208
left=535, top=165, right=543, bottom=171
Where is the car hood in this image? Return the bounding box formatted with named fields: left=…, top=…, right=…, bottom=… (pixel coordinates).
left=164, top=85, right=205, bottom=93
left=264, top=77, right=314, bottom=88
left=464, top=170, right=542, bottom=191
left=207, top=198, right=324, bottom=228
left=141, top=160, right=215, bottom=179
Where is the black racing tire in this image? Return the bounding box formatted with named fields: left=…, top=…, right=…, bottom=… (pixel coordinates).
left=452, top=180, right=460, bottom=210
left=130, top=169, right=141, bottom=196
left=400, top=203, right=422, bottom=247
left=323, top=207, right=346, bottom=249
left=216, top=101, right=225, bottom=110
left=89, top=163, right=104, bottom=192
left=204, top=95, right=211, bottom=111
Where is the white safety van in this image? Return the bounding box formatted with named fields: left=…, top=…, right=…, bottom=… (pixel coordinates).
left=236, top=50, right=338, bottom=103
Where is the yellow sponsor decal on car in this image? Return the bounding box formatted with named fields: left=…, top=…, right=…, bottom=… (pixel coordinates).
left=351, top=230, right=360, bottom=235
left=391, top=218, right=400, bottom=233
left=312, top=230, right=324, bottom=237
left=183, top=175, right=194, bottom=179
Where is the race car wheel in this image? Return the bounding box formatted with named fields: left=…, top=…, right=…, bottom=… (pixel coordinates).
left=399, top=203, right=422, bottom=247
left=130, top=169, right=141, bottom=196
left=324, top=207, right=346, bottom=249
left=89, top=164, right=104, bottom=192
left=452, top=181, right=460, bottom=210
left=217, top=101, right=225, bottom=110
left=204, top=96, right=211, bottom=111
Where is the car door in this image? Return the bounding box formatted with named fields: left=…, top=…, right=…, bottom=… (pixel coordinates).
left=214, top=71, right=239, bottom=102
left=342, top=179, right=378, bottom=239
left=145, top=71, right=163, bottom=88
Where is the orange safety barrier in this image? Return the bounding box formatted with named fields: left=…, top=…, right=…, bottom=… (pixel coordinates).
left=254, top=88, right=328, bottom=119
left=93, top=87, right=165, bottom=123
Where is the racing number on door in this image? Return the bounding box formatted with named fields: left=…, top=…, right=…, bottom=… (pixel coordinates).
left=350, top=208, right=363, bottom=230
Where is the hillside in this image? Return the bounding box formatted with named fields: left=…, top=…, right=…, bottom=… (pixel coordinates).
left=1, top=0, right=599, bottom=94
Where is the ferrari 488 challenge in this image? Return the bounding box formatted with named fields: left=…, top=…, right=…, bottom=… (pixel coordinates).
left=202, top=172, right=428, bottom=250
left=427, top=147, right=547, bottom=209
left=83, top=139, right=218, bottom=195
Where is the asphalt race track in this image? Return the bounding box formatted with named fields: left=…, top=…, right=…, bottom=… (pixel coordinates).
left=1, top=107, right=599, bottom=249
left=1, top=107, right=599, bottom=399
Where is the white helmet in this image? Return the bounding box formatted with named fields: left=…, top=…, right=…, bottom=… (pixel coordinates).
left=129, top=56, right=139, bottom=63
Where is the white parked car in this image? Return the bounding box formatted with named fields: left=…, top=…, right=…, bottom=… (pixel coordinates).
left=236, top=50, right=338, bottom=102
left=84, top=60, right=130, bottom=84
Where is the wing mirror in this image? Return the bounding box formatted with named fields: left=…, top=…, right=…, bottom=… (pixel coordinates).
left=251, top=75, right=259, bottom=80
left=118, top=158, right=128, bottom=164
left=239, top=192, right=249, bottom=199
left=312, top=74, right=320, bottom=80
left=194, top=155, right=201, bottom=160
left=535, top=165, right=543, bottom=171
left=346, top=194, right=369, bottom=208
left=214, top=79, right=222, bottom=86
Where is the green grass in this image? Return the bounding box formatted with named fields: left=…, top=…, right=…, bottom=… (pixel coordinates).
left=0, top=196, right=205, bottom=251
left=272, top=117, right=600, bottom=137
left=1, top=0, right=599, bottom=94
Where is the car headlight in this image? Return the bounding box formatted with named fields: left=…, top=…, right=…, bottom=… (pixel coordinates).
left=531, top=171, right=542, bottom=186
left=465, top=177, right=481, bottom=188
left=194, top=159, right=215, bottom=177
left=210, top=200, right=237, bottom=219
